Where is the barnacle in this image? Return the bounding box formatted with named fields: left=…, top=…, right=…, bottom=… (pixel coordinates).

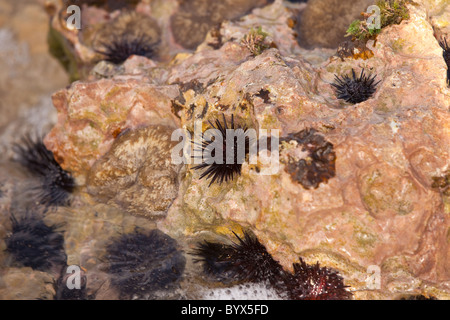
left=281, top=129, right=336, bottom=190
left=13, top=134, right=75, bottom=208
left=332, top=68, right=380, bottom=104
left=439, top=37, right=450, bottom=86
left=191, top=114, right=250, bottom=186
left=5, top=213, right=66, bottom=271
left=105, top=229, right=186, bottom=299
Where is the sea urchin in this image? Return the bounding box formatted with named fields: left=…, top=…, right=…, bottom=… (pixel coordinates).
left=105, top=229, right=186, bottom=299
left=5, top=214, right=66, bottom=271
left=13, top=134, right=75, bottom=207
left=332, top=68, right=380, bottom=104
left=191, top=114, right=250, bottom=186
left=283, top=258, right=352, bottom=300
left=439, top=37, right=450, bottom=86
left=193, top=231, right=286, bottom=287
left=96, top=33, right=157, bottom=64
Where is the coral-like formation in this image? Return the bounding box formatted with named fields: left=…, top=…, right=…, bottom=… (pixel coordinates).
left=105, top=229, right=186, bottom=299
left=281, top=129, right=336, bottom=190
left=13, top=135, right=75, bottom=207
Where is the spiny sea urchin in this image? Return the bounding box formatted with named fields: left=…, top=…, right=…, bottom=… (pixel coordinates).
left=191, top=114, right=250, bottom=186
left=283, top=258, right=352, bottom=300
left=193, top=231, right=286, bottom=285
left=96, top=33, right=157, bottom=64
left=105, top=229, right=186, bottom=299
left=193, top=231, right=352, bottom=300
left=13, top=134, right=75, bottom=207
left=332, top=68, right=380, bottom=104
left=5, top=213, right=66, bottom=271
left=439, top=37, right=450, bottom=86
left=53, top=265, right=90, bottom=300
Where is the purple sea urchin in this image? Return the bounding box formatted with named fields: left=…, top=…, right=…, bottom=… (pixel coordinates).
left=192, top=114, right=250, bottom=186
left=5, top=214, right=66, bottom=272
left=332, top=68, right=380, bottom=104
left=96, top=33, right=157, bottom=64
left=284, top=258, right=352, bottom=300
left=105, top=229, right=186, bottom=299
left=13, top=134, right=75, bottom=207
left=193, top=231, right=286, bottom=285
left=439, top=37, right=450, bottom=86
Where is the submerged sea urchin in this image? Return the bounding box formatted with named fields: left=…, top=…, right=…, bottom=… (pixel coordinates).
left=5, top=214, right=66, bottom=271
left=193, top=231, right=286, bottom=285
left=439, top=37, right=450, bottom=86
left=193, top=231, right=352, bottom=300
left=96, top=33, right=157, bottom=64
left=332, top=68, right=380, bottom=104
left=192, top=114, right=250, bottom=186
left=13, top=135, right=75, bottom=207
left=105, top=229, right=186, bottom=299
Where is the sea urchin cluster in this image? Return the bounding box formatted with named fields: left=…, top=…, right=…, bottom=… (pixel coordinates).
left=13, top=134, right=75, bottom=207
left=332, top=68, right=380, bottom=104
left=192, top=114, right=250, bottom=186
left=193, top=231, right=352, bottom=300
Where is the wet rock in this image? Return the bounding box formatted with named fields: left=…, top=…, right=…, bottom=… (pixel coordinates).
left=86, top=125, right=182, bottom=218
left=44, top=76, right=180, bottom=176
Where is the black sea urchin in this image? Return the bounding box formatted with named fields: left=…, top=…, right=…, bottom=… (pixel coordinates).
left=13, top=134, right=75, bottom=207
left=53, top=265, right=90, bottom=300
left=5, top=214, right=66, bottom=271
left=192, top=114, right=250, bottom=186
left=96, top=33, right=157, bottom=64
left=439, top=37, right=450, bottom=86
left=105, top=229, right=186, bottom=299
left=283, top=258, right=352, bottom=300
left=332, top=68, right=380, bottom=104
left=193, top=231, right=286, bottom=286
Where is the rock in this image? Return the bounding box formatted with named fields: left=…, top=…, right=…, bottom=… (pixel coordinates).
left=44, top=76, right=180, bottom=176
left=38, top=0, right=450, bottom=300
left=86, top=125, right=182, bottom=218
